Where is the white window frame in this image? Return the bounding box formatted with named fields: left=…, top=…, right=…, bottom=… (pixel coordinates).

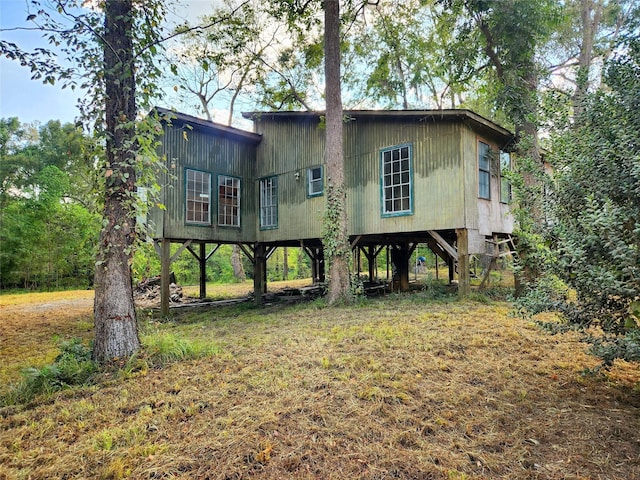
left=259, top=176, right=278, bottom=229
left=185, top=168, right=211, bottom=225
left=217, top=174, right=240, bottom=227
left=500, top=150, right=512, bottom=203
left=307, top=166, right=324, bottom=197
left=381, top=144, right=413, bottom=217
left=478, top=141, right=491, bottom=200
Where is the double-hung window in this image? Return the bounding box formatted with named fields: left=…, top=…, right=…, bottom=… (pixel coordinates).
left=307, top=166, right=324, bottom=197
left=259, top=176, right=278, bottom=229
left=478, top=141, right=491, bottom=200
left=500, top=150, right=512, bottom=203
left=381, top=144, right=412, bottom=216
left=218, top=175, right=240, bottom=227
left=186, top=168, right=211, bottom=225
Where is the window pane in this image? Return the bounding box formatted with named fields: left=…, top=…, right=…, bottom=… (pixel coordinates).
left=308, top=167, right=323, bottom=196
left=186, top=169, right=211, bottom=224
left=381, top=145, right=412, bottom=214
left=260, top=176, right=278, bottom=228
left=479, top=171, right=490, bottom=199
left=478, top=142, right=491, bottom=199
left=385, top=186, right=393, bottom=199
left=218, top=175, right=240, bottom=226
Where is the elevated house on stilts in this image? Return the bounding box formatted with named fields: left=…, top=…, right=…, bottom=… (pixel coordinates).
left=148, top=108, right=515, bottom=313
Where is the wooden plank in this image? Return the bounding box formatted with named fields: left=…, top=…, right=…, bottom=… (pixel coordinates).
left=170, top=240, right=192, bottom=263
left=238, top=243, right=254, bottom=264
left=205, top=244, right=222, bottom=261
left=427, top=230, right=458, bottom=261
left=161, top=238, right=171, bottom=316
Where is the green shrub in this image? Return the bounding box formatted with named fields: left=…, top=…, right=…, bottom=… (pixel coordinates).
left=1, top=338, right=97, bottom=406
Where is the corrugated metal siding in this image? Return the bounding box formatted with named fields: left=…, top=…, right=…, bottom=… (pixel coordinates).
left=346, top=118, right=466, bottom=234
left=154, top=123, right=257, bottom=242
left=461, top=125, right=514, bottom=236
left=254, top=117, right=326, bottom=242
left=254, top=116, right=469, bottom=241
left=150, top=112, right=513, bottom=245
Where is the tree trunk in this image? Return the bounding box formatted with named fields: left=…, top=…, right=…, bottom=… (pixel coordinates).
left=323, top=0, right=351, bottom=304
left=572, top=0, right=602, bottom=119
left=231, top=244, right=246, bottom=281
left=93, top=0, right=140, bottom=363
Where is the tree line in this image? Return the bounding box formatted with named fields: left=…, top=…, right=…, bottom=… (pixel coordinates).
left=0, top=119, right=313, bottom=290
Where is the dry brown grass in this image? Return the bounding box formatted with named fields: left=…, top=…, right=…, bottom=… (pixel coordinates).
left=1, top=285, right=639, bottom=480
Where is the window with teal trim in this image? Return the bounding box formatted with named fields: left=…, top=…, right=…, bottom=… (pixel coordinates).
left=259, top=176, right=278, bottom=229
left=218, top=175, right=240, bottom=227
left=186, top=168, right=211, bottom=225
left=500, top=150, right=512, bottom=203
left=478, top=141, right=491, bottom=199
left=381, top=144, right=412, bottom=216
left=307, top=166, right=323, bottom=197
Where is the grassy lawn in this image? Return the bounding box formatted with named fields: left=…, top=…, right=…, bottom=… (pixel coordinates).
left=1, top=284, right=639, bottom=479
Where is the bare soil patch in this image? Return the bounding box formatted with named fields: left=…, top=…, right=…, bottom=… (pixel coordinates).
left=1, top=287, right=639, bottom=479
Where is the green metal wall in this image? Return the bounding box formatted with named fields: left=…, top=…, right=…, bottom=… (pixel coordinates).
left=252, top=115, right=505, bottom=243
left=149, top=112, right=513, bottom=246
left=150, top=122, right=258, bottom=243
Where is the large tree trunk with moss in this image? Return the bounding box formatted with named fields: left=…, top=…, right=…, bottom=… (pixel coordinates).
left=92, top=0, right=140, bottom=362
left=323, top=0, right=351, bottom=304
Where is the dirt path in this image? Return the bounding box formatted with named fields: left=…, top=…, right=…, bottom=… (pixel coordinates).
left=0, top=291, right=95, bottom=383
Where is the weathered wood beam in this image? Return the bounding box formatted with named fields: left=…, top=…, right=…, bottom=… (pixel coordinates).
left=427, top=230, right=458, bottom=261
left=238, top=243, right=255, bottom=264
left=160, top=238, right=171, bottom=316
left=170, top=239, right=192, bottom=263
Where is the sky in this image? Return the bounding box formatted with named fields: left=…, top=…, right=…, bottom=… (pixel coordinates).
left=0, top=0, right=82, bottom=124
left=0, top=0, right=220, bottom=126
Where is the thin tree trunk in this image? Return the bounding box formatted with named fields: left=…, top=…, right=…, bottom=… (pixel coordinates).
left=231, top=244, right=246, bottom=281
left=93, top=0, right=140, bottom=362
left=573, top=0, right=602, bottom=119
left=324, top=0, right=351, bottom=304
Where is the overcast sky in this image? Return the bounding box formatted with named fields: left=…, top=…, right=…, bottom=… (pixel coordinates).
left=0, top=0, right=219, bottom=126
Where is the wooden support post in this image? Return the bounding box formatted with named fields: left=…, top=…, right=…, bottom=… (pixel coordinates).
left=253, top=243, right=266, bottom=305
left=368, top=246, right=375, bottom=281
left=310, top=250, right=318, bottom=283
left=448, top=256, right=454, bottom=284
left=386, top=245, right=390, bottom=283
left=391, top=243, right=410, bottom=291
left=160, top=238, right=171, bottom=316
left=317, top=247, right=325, bottom=283
left=456, top=228, right=470, bottom=298
left=199, top=242, right=206, bottom=299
